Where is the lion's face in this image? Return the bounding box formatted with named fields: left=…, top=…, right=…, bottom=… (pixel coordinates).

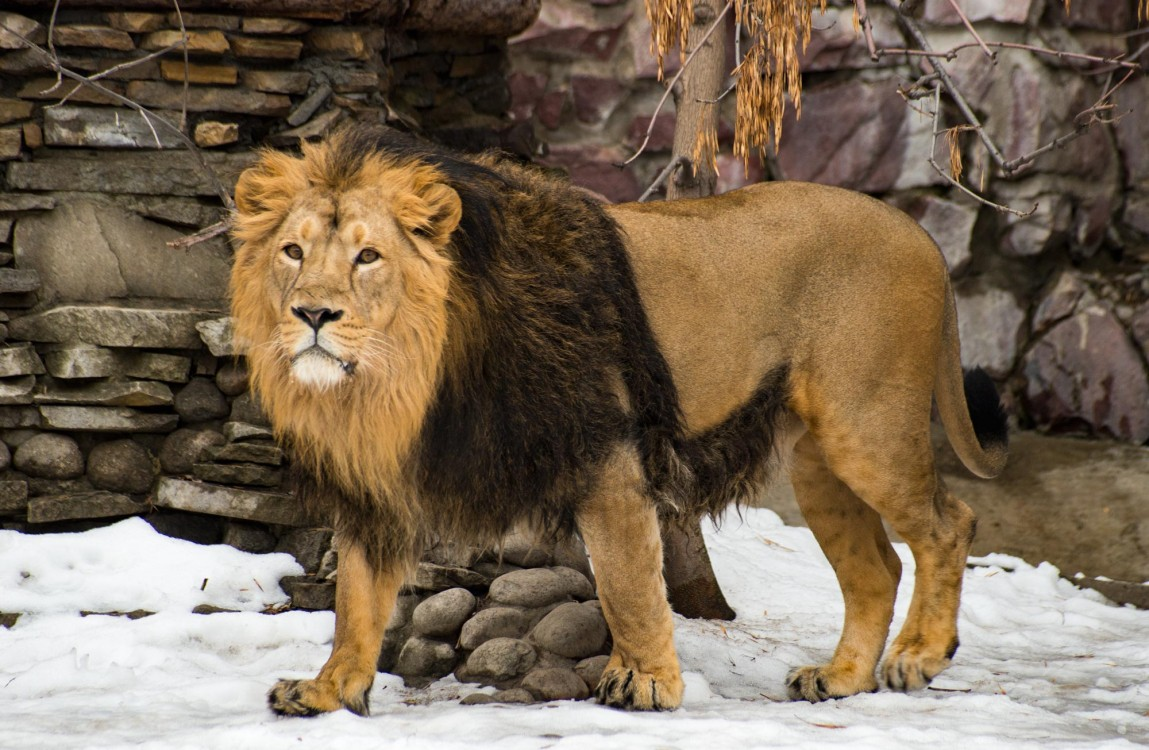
left=230, top=142, right=462, bottom=395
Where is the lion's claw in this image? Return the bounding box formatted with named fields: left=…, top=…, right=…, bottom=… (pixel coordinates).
left=268, top=677, right=370, bottom=717
left=786, top=665, right=878, bottom=702
left=595, top=665, right=683, bottom=711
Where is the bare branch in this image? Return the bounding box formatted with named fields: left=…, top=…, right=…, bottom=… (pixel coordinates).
left=620, top=1, right=732, bottom=167
left=638, top=156, right=690, bottom=202
left=172, top=0, right=190, bottom=132
left=854, top=0, right=879, bottom=61
left=166, top=218, right=233, bottom=249
left=877, top=40, right=1141, bottom=71
left=945, top=0, right=996, bottom=62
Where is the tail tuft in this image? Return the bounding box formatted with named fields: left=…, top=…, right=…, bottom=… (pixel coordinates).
left=962, top=367, right=1008, bottom=453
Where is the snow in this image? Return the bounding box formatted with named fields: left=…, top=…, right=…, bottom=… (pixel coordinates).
left=2, top=511, right=1147, bottom=749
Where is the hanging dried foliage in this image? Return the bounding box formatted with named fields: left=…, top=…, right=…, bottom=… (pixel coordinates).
left=644, top=0, right=826, bottom=167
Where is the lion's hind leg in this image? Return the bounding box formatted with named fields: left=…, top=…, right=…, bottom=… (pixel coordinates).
left=577, top=447, right=684, bottom=711
left=785, top=432, right=902, bottom=702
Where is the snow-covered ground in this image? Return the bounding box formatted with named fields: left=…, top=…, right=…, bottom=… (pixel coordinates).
left=1, top=511, right=1146, bottom=749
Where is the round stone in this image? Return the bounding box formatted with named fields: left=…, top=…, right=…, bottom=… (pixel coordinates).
left=500, top=530, right=554, bottom=568
left=465, top=637, right=537, bottom=682
left=394, top=636, right=458, bottom=682
left=174, top=378, right=229, bottom=423
left=87, top=439, right=156, bottom=494
left=488, top=568, right=572, bottom=608
left=551, top=566, right=595, bottom=601
left=159, top=428, right=226, bottom=474
left=529, top=602, right=608, bottom=659
left=459, top=606, right=530, bottom=651
left=575, top=655, right=610, bottom=692
left=412, top=587, right=477, bottom=638
left=214, top=359, right=249, bottom=396
left=13, top=433, right=84, bottom=479
left=521, top=667, right=590, bottom=701
left=0, top=441, right=10, bottom=472
left=490, top=688, right=536, bottom=704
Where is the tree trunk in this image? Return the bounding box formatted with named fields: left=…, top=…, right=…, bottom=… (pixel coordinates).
left=659, top=0, right=736, bottom=621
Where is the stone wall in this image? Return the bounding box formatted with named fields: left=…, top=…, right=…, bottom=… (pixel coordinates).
left=506, top=0, right=1149, bottom=446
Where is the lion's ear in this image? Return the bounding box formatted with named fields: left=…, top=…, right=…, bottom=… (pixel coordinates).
left=234, top=151, right=302, bottom=218
left=396, top=182, right=462, bottom=248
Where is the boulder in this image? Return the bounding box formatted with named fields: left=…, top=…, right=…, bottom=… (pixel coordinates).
left=87, top=439, right=156, bottom=494
left=529, top=602, right=608, bottom=659
left=159, top=428, right=226, bottom=474
left=462, top=637, right=538, bottom=683
left=521, top=667, right=590, bottom=701
left=460, top=606, right=531, bottom=650
left=954, top=285, right=1026, bottom=378
left=411, top=588, right=477, bottom=638
left=12, top=433, right=84, bottom=479
left=175, top=379, right=229, bottom=423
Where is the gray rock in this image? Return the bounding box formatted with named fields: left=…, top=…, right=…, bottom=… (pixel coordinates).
left=489, top=688, right=535, bottom=704
left=28, top=478, right=94, bottom=497
left=175, top=379, right=229, bottom=423
left=27, top=491, right=141, bottom=523
left=1022, top=305, right=1149, bottom=443
left=13, top=433, right=84, bottom=479
left=551, top=537, right=594, bottom=584
left=488, top=568, right=580, bottom=608
left=222, top=421, right=274, bottom=442
left=207, top=442, right=283, bottom=465
left=222, top=521, right=276, bottom=553
left=215, top=360, right=249, bottom=396
left=229, top=393, right=268, bottom=425
left=192, top=462, right=283, bottom=487
left=0, top=376, right=35, bottom=405
left=121, top=351, right=191, bottom=383
left=412, top=588, right=477, bottom=638
left=10, top=305, right=222, bottom=349
left=34, top=380, right=174, bottom=407
left=521, top=667, right=590, bottom=701
left=5, top=151, right=255, bottom=198
left=0, top=269, right=41, bottom=294
left=0, top=407, right=40, bottom=429
left=459, top=606, right=530, bottom=650
left=387, top=594, right=420, bottom=633
left=43, top=345, right=117, bottom=379
left=39, top=405, right=178, bottom=433
left=44, top=105, right=183, bottom=148
left=159, top=428, right=226, bottom=474
left=1033, top=271, right=1091, bottom=334
left=1131, top=302, right=1149, bottom=359
left=0, top=480, right=28, bottom=512
left=280, top=577, right=335, bottom=611
left=908, top=196, right=978, bottom=276
left=0, top=441, right=10, bottom=471
left=13, top=201, right=229, bottom=304
left=276, top=528, right=334, bottom=573
left=529, top=602, right=608, bottom=659
left=154, top=477, right=304, bottom=525
left=499, top=529, right=554, bottom=567
left=463, top=637, right=537, bottom=683
left=410, top=562, right=490, bottom=593
left=954, top=285, right=1026, bottom=378
left=473, top=560, right=522, bottom=580
left=459, top=692, right=497, bottom=705
left=0, top=343, right=45, bottom=377
left=424, top=539, right=485, bottom=568
left=575, top=654, right=610, bottom=692
left=87, top=439, right=156, bottom=494
left=197, top=317, right=236, bottom=357
left=550, top=567, right=595, bottom=601
left=395, top=637, right=458, bottom=684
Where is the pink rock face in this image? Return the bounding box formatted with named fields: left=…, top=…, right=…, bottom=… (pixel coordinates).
left=1022, top=306, right=1149, bottom=443
left=570, top=75, right=629, bottom=124
left=922, top=0, right=1038, bottom=25
left=508, top=72, right=547, bottom=122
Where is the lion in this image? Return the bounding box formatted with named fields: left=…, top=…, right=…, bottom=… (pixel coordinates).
left=229, top=126, right=1007, bottom=717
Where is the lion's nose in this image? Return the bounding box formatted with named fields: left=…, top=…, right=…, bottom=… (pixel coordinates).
left=291, top=306, right=344, bottom=331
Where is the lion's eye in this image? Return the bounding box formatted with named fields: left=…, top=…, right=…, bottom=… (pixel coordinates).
left=282, top=244, right=303, bottom=261
left=356, top=248, right=380, bottom=265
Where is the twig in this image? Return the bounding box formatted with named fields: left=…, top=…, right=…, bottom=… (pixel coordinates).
left=43, top=0, right=62, bottom=95
left=0, top=20, right=235, bottom=211
left=945, top=0, right=995, bottom=62
left=166, top=218, right=232, bottom=249
left=638, top=156, right=689, bottom=201
left=877, top=41, right=1140, bottom=71
left=855, top=0, right=879, bottom=61
left=172, top=0, right=189, bottom=133
left=620, top=1, right=732, bottom=167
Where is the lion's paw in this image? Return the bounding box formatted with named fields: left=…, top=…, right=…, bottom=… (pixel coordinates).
left=880, top=642, right=955, bottom=692
left=786, top=665, right=878, bottom=702
left=268, top=677, right=371, bottom=717
left=595, top=665, right=684, bottom=711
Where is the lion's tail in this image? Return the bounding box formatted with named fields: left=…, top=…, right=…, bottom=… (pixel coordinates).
left=934, top=289, right=1009, bottom=479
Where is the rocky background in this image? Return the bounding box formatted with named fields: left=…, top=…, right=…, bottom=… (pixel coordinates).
left=507, top=0, right=1149, bottom=446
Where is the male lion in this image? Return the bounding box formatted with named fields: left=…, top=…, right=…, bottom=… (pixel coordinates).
left=230, top=126, right=1006, bottom=716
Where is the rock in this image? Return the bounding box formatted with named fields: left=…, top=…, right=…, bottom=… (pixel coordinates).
left=0, top=12, right=45, bottom=49
left=141, top=30, right=230, bottom=54
left=105, top=12, right=166, bottom=33
left=575, top=654, right=610, bottom=691
left=551, top=537, right=594, bottom=583
left=488, top=568, right=581, bottom=608
left=499, top=529, right=554, bottom=567
left=197, top=318, right=236, bottom=357
left=901, top=196, right=978, bottom=276
left=490, top=688, right=536, bottom=704
left=424, top=539, right=485, bottom=568
left=126, top=81, right=291, bottom=116
left=410, top=562, right=490, bottom=593
left=510, top=3, right=625, bottom=62
left=6, top=151, right=255, bottom=198
left=0, top=99, right=33, bottom=125
left=154, top=477, right=304, bottom=525
left=954, top=286, right=1026, bottom=378
left=0, top=441, right=10, bottom=471
left=463, top=637, right=538, bottom=683
left=86, top=439, right=156, bottom=494
left=0, top=343, right=44, bottom=378
left=13, top=433, right=83, bottom=479
left=460, top=692, right=497, bottom=705
left=121, top=352, right=191, bottom=383
left=1132, top=303, right=1149, bottom=359
left=276, top=528, right=334, bottom=574
left=222, top=421, right=273, bottom=442
left=0, top=480, right=27, bottom=513
left=0, top=128, right=22, bottom=160
left=193, top=462, right=283, bottom=487
left=175, top=379, right=229, bottom=423
left=287, top=83, right=333, bottom=127
left=27, top=492, right=141, bottom=523
left=243, top=17, right=312, bottom=35
left=0, top=376, right=35, bottom=405
left=521, top=667, right=590, bottom=701
left=1033, top=272, right=1091, bottom=334
left=228, top=393, right=268, bottom=425
left=459, top=606, right=530, bottom=650
left=923, top=0, right=1040, bottom=24
left=34, top=381, right=174, bottom=408
left=13, top=201, right=230, bottom=304
left=0, top=407, right=41, bottom=429
left=412, top=588, right=477, bottom=638
left=27, top=477, right=93, bottom=497
left=529, top=602, right=608, bottom=659
left=10, top=305, right=223, bottom=349
left=999, top=194, right=1072, bottom=258
left=1022, top=305, right=1149, bottom=443
left=230, top=36, right=305, bottom=61
left=145, top=508, right=223, bottom=545
left=44, top=106, right=182, bottom=149
left=194, top=121, right=240, bottom=148
left=159, top=61, right=238, bottom=86
left=570, top=75, right=628, bottom=125
left=550, top=567, right=595, bottom=601
left=540, top=145, right=638, bottom=203
left=395, top=637, right=458, bottom=684
left=801, top=5, right=903, bottom=71
left=159, top=428, right=226, bottom=474
left=222, top=521, right=276, bottom=553
left=208, top=442, right=283, bottom=465
left=281, top=576, right=336, bottom=611
left=0, top=269, right=41, bottom=294
left=43, top=345, right=117, bottom=379
left=169, top=12, right=240, bottom=30
left=241, top=70, right=312, bottom=95
left=39, top=406, right=178, bottom=433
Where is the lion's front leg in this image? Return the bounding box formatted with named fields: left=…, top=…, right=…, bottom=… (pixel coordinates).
left=577, top=448, right=684, bottom=711
left=269, top=540, right=404, bottom=717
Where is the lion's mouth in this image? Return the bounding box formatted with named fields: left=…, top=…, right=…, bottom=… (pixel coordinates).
left=290, top=345, right=357, bottom=385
